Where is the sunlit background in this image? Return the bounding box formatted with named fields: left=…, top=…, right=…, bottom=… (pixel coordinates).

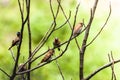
left=0, top=0, right=120, bottom=80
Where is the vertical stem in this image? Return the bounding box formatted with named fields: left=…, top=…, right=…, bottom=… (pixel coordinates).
left=27, top=14, right=31, bottom=80
left=10, top=20, right=25, bottom=80
left=79, top=54, right=83, bottom=80
left=26, top=0, right=31, bottom=80
left=10, top=0, right=31, bottom=79
left=27, top=15, right=31, bottom=80
left=79, top=0, right=98, bottom=80
left=79, top=50, right=84, bottom=80
left=10, top=0, right=26, bottom=79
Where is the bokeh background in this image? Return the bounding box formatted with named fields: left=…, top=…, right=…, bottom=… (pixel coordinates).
left=0, top=0, right=120, bottom=80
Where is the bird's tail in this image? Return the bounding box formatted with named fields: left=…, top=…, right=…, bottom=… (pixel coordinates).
left=37, top=59, right=44, bottom=65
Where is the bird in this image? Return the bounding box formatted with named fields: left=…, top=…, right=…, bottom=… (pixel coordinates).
left=8, top=32, right=21, bottom=50
left=53, top=37, right=61, bottom=51
left=18, top=63, right=27, bottom=72
left=38, top=49, right=55, bottom=65
left=72, top=22, right=83, bottom=37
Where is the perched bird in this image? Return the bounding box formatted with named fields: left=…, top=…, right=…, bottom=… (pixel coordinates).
left=38, top=49, right=55, bottom=65
left=8, top=32, right=21, bottom=50
left=72, top=22, right=83, bottom=37
left=18, top=63, right=27, bottom=72
left=53, top=37, right=61, bottom=51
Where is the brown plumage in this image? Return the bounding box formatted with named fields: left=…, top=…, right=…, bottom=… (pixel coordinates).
left=39, top=49, right=55, bottom=64
left=18, top=63, right=27, bottom=72
left=53, top=37, right=61, bottom=51
left=73, top=23, right=83, bottom=37
left=8, top=32, right=21, bottom=50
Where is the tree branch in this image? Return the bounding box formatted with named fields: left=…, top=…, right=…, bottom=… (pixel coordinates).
left=31, top=0, right=61, bottom=56
left=108, top=52, right=117, bottom=80
left=9, top=49, right=16, bottom=62
left=25, top=0, right=31, bottom=80
left=0, top=68, right=10, bottom=78
left=85, top=58, right=120, bottom=80
left=54, top=11, right=71, bottom=31
left=10, top=0, right=29, bottom=79
left=80, top=0, right=99, bottom=79
left=85, top=3, right=111, bottom=47
left=54, top=55, right=65, bottom=80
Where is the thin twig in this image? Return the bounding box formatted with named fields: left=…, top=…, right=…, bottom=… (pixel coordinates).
left=108, top=54, right=114, bottom=80
left=54, top=55, right=65, bottom=80
left=57, top=0, right=72, bottom=30
left=10, top=49, right=16, bottom=62
left=108, top=53, right=117, bottom=80
left=31, top=25, right=54, bottom=57
left=18, top=0, right=24, bottom=22
left=0, top=68, right=11, bottom=78
left=31, top=0, right=61, bottom=56
left=85, top=3, right=111, bottom=47
left=75, top=38, right=81, bottom=50
left=73, top=3, right=80, bottom=30
left=50, top=0, right=55, bottom=19
left=22, top=0, right=24, bottom=13
left=110, top=52, right=117, bottom=80
left=10, top=0, right=28, bottom=79
left=73, top=2, right=81, bottom=51
left=54, top=11, right=71, bottom=31
left=85, top=58, right=120, bottom=80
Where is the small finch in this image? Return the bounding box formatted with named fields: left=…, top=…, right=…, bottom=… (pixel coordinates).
left=8, top=32, right=21, bottom=50
left=53, top=37, right=61, bottom=51
left=38, top=49, right=55, bottom=65
left=72, top=22, right=83, bottom=37
left=18, top=63, right=27, bottom=72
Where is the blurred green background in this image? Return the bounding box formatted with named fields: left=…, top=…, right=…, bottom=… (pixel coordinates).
left=0, top=0, right=120, bottom=80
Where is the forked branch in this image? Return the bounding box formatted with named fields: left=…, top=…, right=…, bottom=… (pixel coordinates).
left=80, top=0, right=99, bottom=79
left=85, top=3, right=111, bottom=47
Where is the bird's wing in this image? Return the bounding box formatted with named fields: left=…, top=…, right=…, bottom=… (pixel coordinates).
left=41, top=53, right=52, bottom=63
